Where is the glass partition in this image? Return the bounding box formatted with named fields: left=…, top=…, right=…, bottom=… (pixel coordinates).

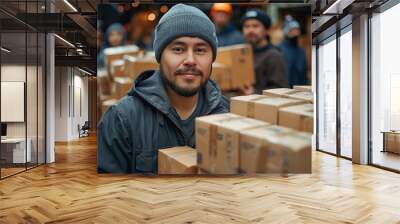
left=371, top=3, right=400, bottom=171
left=339, top=27, right=352, bottom=158
left=0, top=1, right=46, bottom=179
left=317, top=35, right=337, bottom=155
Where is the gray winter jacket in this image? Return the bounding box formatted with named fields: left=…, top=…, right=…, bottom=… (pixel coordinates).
left=97, top=70, right=230, bottom=173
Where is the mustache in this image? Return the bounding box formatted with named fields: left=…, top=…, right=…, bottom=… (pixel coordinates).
left=174, top=67, right=203, bottom=76
left=246, top=32, right=257, bottom=37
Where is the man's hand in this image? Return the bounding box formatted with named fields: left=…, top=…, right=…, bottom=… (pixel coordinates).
left=239, top=83, right=254, bottom=95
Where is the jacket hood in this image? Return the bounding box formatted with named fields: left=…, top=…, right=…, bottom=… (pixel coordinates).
left=128, top=70, right=224, bottom=115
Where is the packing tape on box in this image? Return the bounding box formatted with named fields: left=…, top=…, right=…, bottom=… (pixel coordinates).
left=209, top=124, right=218, bottom=172
left=247, top=101, right=255, bottom=118
left=207, top=116, right=244, bottom=173
left=247, top=96, right=267, bottom=118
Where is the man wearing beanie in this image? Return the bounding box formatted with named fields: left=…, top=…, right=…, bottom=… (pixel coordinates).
left=97, top=4, right=229, bottom=173
left=279, top=15, right=307, bottom=88
left=240, top=9, right=288, bottom=94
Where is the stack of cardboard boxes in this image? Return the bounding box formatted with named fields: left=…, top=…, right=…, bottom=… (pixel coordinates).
left=103, top=45, right=140, bottom=69
left=214, top=44, right=255, bottom=90
left=99, top=46, right=159, bottom=115
left=158, top=86, right=315, bottom=175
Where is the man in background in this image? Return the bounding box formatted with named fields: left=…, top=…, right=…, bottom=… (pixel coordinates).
left=279, top=15, right=307, bottom=88
left=240, top=9, right=288, bottom=94
left=210, top=3, right=245, bottom=47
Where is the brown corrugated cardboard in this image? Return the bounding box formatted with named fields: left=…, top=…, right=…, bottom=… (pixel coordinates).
left=293, top=85, right=312, bottom=93
left=231, top=95, right=305, bottom=124
left=262, top=88, right=300, bottom=98
left=286, top=91, right=314, bottom=103
left=214, top=118, right=268, bottom=174
left=278, top=104, right=314, bottom=133
left=279, top=132, right=312, bottom=173
left=124, top=56, right=159, bottom=80
left=240, top=126, right=311, bottom=173
left=110, top=59, right=125, bottom=77
left=230, top=94, right=268, bottom=117
left=112, top=77, right=133, bottom=99
left=158, top=147, right=198, bottom=174
left=195, top=113, right=242, bottom=173
left=104, top=45, right=140, bottom=68
left=239, top=125, right=294, bottom=173
left=215, top=44, right=255, bottom=88
left=385, top=132, right=400, bottom=154
left=253, top=98, right=306, bottom=124
left=98, top=71, right=112, bottom=95
left=210, top=63, right=231, bottom=91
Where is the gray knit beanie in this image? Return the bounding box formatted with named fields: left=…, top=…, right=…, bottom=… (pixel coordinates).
left=153, top=4, right=218, bottom=62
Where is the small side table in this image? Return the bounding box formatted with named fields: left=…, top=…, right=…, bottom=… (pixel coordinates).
left=381, top=131, right=400, bottom=154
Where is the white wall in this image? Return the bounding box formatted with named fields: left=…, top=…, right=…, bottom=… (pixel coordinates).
left=55, top=67, right=89, bottom=141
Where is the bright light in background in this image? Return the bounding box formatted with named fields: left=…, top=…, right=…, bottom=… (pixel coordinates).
left=63, top=0, right=78, bottom=12
left=1, top=47, right=11, bottom=53
left=160, top=5, right=168, bottom=13
left=54, top=34, right=75, bottom=48
left=147, top=12, right=156, bottom=21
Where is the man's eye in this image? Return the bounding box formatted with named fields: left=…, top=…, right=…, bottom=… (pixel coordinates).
left=196, top=48, right=207, bottom=54
left=172, top=47, right=184, bottom=53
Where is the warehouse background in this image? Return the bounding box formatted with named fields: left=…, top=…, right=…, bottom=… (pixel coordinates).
left=97, top=2, right=312, bottom=119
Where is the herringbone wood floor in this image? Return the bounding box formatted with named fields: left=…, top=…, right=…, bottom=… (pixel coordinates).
left=1, top=134, right=400, bottom=224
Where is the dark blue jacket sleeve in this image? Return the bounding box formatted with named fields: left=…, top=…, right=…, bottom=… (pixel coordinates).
left=97, top=105, right=133, bottom=173
left=213, top=94, right=230, bottom=114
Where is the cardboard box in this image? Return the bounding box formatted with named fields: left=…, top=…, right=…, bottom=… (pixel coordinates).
left=215, top=118, right=268, bottom=174
left=216, top=44, right=255, bottom=89
left=252, top=98, right=306, bottom=124
left=196, top=114, right=268, bottom=174
left=239, top=125, right=293, bottom=173
left=210, top=63, right=231, bottom=91
left=101, top=98, right=118, bottom=114
left=158, top=147, right=198, bottom=174
left=98, top=70, right=112, bottom=95
left=195, top=113, right=242, bottom=173
left=262, top=88, right=300, bottom=98
left=231, top=95, right=305, bottom=124
left=240, top=126, right=312, bottom=173
left=104, top=45, right=140, bottom=68
left=110, top=59, right=125, bottom=77
left=278, top=104, right=314, bottom=133
left=293, top=85, right=312, bottom=93
left=124, top=56, right=159, bottom=80
left=198, top=168, right=209, bottom=174
left=230, top=94, right=268, bottom=117
left=112, top=77, right=133, bottom=99
left=286, top=91, right=314, bottom=104
left=385, top=132, right=400, bottom=154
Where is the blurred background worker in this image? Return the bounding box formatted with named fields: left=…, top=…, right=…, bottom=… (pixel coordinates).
left=210, top=3, right=245, bottom=47
left=97, top=23, right=127, bottom=69
left=279, top=15, right=307, bottom=88
left=241, top=9, right=288, bottom=94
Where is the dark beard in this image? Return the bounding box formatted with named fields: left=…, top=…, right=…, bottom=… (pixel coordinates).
left=160, top=66, right=206, bottom=97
